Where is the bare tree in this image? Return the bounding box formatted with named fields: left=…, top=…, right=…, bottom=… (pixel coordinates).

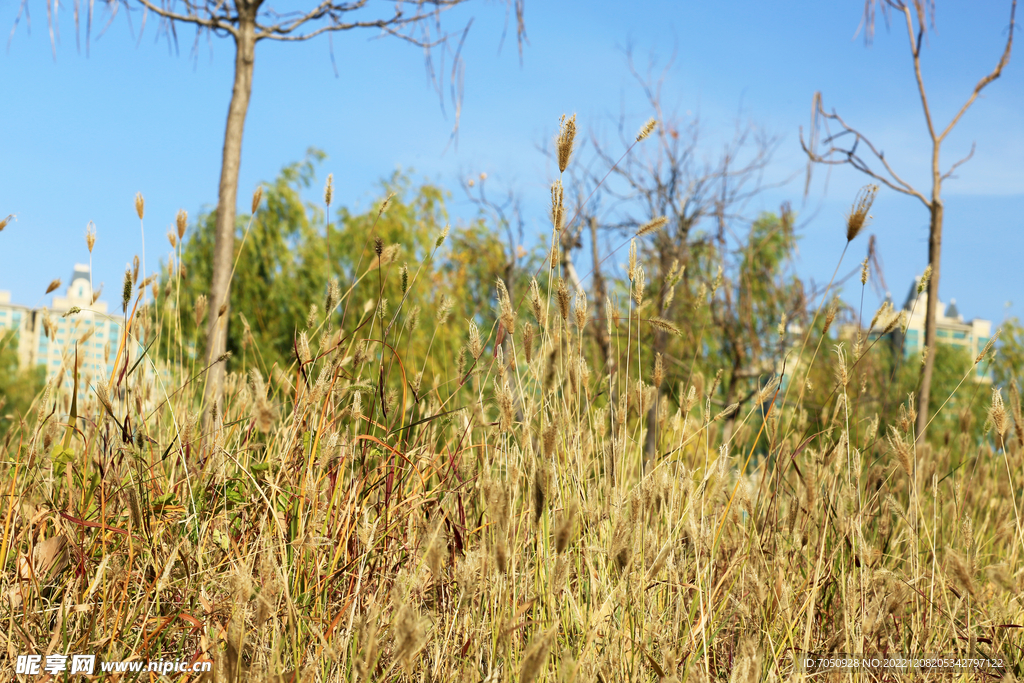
left=801, top=0, right=1016, bottom=441
left=104, top=0, right=525, bottom=416
left=580, top=56, right=787, bottom=471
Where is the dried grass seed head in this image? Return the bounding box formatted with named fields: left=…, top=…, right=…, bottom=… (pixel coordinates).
left=550, top=179, right=564, bottom=232
left=556, top=277, right=570, bottom=322
left=323, top=173, right=333, bottom=207
left=85, top=222, right=97, bottom=253
left=467, top=319, right=483, bottom=359
left=556, top=113, right=577, bottom=173
left=519, top=627, right=556, bottom=683
left=122, top=270, right=133, bottom=311
left=573, top=287, right=587, bottom=330
left=496, top=278, right=516, bottom=334
left=637, top=215, right=668, bottom=237
left=554, top=502, right=577, bottom=554
left=436, top=294, right=454, bottom=325
left=823, top=297, right=840, bottom=336
left=251, top=186, right=263, bottom=213
left=845, top=184, right=877, bottom=242
left=0, top=214, right=13, bottom=232
left=134, top=192, right=144, bottom=220
left=636, top=117, right=657, bottom=142
left=529, top=278, right=546, bottom=327
left=194, top=294, right=208, bottom=327
left=917, top=264, right=932, bottom=294
left=435, top=224, right=450, bottom=249
left=45, top=279, right=61, bottom=295
left=176, top=209, right=187, bottom=239
left=990, top=388, right=1009, bottom=440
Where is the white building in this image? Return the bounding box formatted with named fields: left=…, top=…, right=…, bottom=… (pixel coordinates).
left=0, top=265, right=122, bottom=398
left=897, top=276, right=992, bottom=383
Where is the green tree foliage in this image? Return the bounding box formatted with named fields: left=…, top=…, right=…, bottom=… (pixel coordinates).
left=169, top=149, right=327, bottom=374
left=0, top=331, right=45, bottom=437
left=993, top=317, right=1024, bottom=390
left=926, top=343, right=989, bottom=444
left=167, top=151, right=507, bottom=395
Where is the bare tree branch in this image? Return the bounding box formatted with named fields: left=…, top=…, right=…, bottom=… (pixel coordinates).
left=800, top=95, right=930, bottom=207
left=938, top=0, right=1017, bottom=142
left=940, top=142, right=975, bottom=182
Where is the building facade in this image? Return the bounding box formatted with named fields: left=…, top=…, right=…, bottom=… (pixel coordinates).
left=0, top=265, right=122, bottom=397
left=896, top=276, right=992, bottom=383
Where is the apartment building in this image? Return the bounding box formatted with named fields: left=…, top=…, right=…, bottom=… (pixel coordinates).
left=0, top=265, right=122, bottom=397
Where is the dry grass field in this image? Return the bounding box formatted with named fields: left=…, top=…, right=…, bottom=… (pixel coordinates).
left=2, top=119, right=1023, bottom=682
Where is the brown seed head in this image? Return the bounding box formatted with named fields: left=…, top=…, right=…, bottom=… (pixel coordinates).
left=95, top=382, right=114, bottom=416
left=0, top=214, right=13, bottom=232
left=628, top=239, right=638, bottom=282
left=436, top=294, right=454, bottom=325
left=976, top=327, right=1000, bottom=364
left=554, top=502, right=577, bottom=554
left=134, top=192, right=144, bottom=220
left=632, top=267, right=645, bottom=307
left=636, top=117, right=657, bottom=142
left=378, top=192, right=394, bottom=219
left=45, top=279, right=61, bottom=295
left=132, top=255, right=140, bottom=285
left=468, top=320, right=483, bottom=359
left=990, top=388, right=1009, bottom=440
left=550, top=179, right=564, bottom=232
left=860, top=257, right=869, bottom=285
left=297, top=331, right=311, bottom=365
left=176, top=210, right=187, bottom=240
left=637, top=215, right=668, bottom=237
left=194, top=294, right=208, bottom=327
left=573, top=287, right=587, bottom=330
left=649, top=317, right=681, bottom=336
left=529, top=278, right=545, bottom=327
left=845, top=185, right=877, bottom=242
left=85, top=222, right=97, bottom=253
left=556, top=113, right=577, bottom=173
left=823, top=298, right=839, bottom=336
left=653, top=352, right=664, bottom=388
left=533, top=466, right=546, bottom=524
left=324, top=173, right=333, bottom=207
left=122, top=270, right=132, bottom=311
left=917, top=264, right=932, bottom=294
left=496, top=279, right=516, bottom=334
left=555, top=277, right=570, bottom=322
left=523, top=323, right=535, bottom=363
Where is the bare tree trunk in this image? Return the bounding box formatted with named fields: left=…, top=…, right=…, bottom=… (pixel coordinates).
left=203, top=12, right=258, bottom=418
left=917, top=199, right=943, bottom=441
left=589, top=217, right=611, bottom=371
left=642, top=239, right=678, bottom=473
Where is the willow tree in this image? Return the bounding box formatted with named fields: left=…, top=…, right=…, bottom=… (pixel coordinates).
left=801, top=0, right=1016, bottom=441
left=122, top=0, right=525, bottom=414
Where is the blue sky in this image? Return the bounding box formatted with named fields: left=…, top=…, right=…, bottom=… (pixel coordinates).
left=1, top=0, right=1021, bottom=326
